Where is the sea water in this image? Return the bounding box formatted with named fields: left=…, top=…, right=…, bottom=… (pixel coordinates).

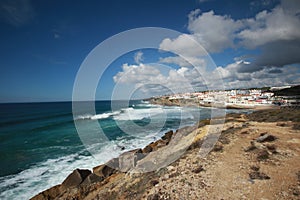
left=0, top=100, right=243, bottom=199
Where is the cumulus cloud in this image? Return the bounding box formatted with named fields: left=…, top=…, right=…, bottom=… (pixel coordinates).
left=159, top=0, right=300, bottom=75
left=215, top=61, right=300, bottom=88
left=188, top=10, right=244, bottom=52
left=113, top=63, right=201, bottom=95
left=134, top=51, right=143, bottom=64
left=113, top=0, right=300, bottom=98
left=159, top=56, right=206, bottom=68
left=238, top=2, right=300, bottom=48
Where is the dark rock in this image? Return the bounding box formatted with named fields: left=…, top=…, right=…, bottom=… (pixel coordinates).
left=250, top=165, right=260, bottom=171
left=147, top=193, right=159, bottom=200
left=266, top=144, right=277, bottom=153
left=244, top=141, right=257, bottom=152
left=161, top=130, right=173, bottom=143
left=150, top=179, right=159, bottom=186
left=61, top=169, right=91, bottom=188
left=213, top=144, right=223, bottom=152
left=249, top=171, right=270, bottom=180
left=256, top=133, right=277, bottom=143
left=192, top=165, right=204, bottom=173
left=150, top=139, right=168, bottom=151
left=142, top=145, right=153, bottom=153
left=293, top=187, right=300, bottom=196
left=276, top=122, right=287, bottom=127
left=297, top=171, right=300, bottom=182
left=81, top=173, right=104, bottom=185
left=256, top=149, right=269, bottom=161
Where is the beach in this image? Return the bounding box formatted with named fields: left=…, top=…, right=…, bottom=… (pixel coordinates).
left=32, top=108, right=300, bottom=199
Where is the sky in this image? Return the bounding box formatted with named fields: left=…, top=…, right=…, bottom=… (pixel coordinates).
left=0, top=0, right=299, bottom=102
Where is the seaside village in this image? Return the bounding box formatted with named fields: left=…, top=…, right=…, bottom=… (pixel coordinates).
left=158, top=86, right=299, bottom=108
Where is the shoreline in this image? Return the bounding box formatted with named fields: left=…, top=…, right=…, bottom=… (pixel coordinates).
left=148, top=97, right=279, bottom=110
left=32, top=108, right=300, bottom=200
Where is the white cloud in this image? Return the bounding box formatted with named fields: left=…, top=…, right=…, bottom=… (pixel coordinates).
left=159, top=56, right=206, bottom=68
left=238, top=2, right=300, bottom=48
left=188, top=10, right=244, bottom=52
left=159, top=34, right=208, bottom=57
left=113, top=63, right=199, bottom=95
left=134, top=51, right=143, bottom=64
left=159, top=0, right=300, bottom=72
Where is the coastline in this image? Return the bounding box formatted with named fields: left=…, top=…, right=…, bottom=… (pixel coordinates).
left=148, top=97, right=278, bottom=110
left=32, top=108, right=300, bottom=200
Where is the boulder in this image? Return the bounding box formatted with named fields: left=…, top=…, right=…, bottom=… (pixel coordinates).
left=142, top=144, right=153, bottom=153
left=31, top=185, right=63, bottom=200
left=93, top=158, right=118, bottom=178
left=61, top=169, right=91, bottom=188
left=119, top=148, right=145, bottom=172
left=161, top=130, right=173, bottom=144
left=81, top=173, right=104, bottom=185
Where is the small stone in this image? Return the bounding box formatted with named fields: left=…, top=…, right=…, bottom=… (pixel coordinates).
left=250, top=165, right=260, bottom=171
left=240, top=130, right=249, bottom=134
left=167, top=166, right=175, bottom=171
left=249, top=171, right=270, bottom=180
left=256, top=149, right=269, bottom=161
left=192, top=165, right=204, bottom=173
left=150, top=179, right=159, bottom=186
left=213, top=144, right=223, bottom=152
left=256, top=133, right=277, bottom=143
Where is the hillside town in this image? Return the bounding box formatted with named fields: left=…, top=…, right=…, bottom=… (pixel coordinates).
left=150, top=85, right=300, bottom=109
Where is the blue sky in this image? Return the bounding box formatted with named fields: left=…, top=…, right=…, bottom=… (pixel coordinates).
left=0, top=0, right=299, bottom=102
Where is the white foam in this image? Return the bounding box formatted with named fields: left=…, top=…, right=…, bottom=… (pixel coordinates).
left=0, top=132, right=162, bottom=200
left=75, top=111, right=121, bottom=121
left=113, top=107, right=164, bottom=121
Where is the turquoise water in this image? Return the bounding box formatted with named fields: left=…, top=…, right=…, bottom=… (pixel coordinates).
left=1, top=100, right=251, bottom=199
left=0, top=100, right=217, bottom=199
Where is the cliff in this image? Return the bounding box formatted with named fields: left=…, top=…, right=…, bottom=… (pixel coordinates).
left=32, top=108, right=300, bottom=200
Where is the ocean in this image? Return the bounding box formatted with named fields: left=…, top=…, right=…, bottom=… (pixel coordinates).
left=0, top=100, right=244, bottom=199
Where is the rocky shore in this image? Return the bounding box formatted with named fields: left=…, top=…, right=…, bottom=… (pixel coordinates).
left=32, top=108, right=300, bottom=200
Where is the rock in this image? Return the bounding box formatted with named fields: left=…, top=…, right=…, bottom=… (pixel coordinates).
left=142, top=144, right=153, bottom=153
left=266, top=144, right=277, bottom=153
left=192, top=165, right=204, bottom=173
left=119, top=148, right=144, bottom=172
left=61, top=169, right=91, bottom=188
left=167, top=166, right=175, bottom=171
left=240, top=130, right=249, bottom=134
left=250, top=165, right=260, bottom=171
left=197, top=119, right=211, bottom=128
left=81, top=173, right=104, bottom=185
left=256, top=149, right=269, bottom=161
left=256, top=133, right=277, bottom=143
left=244, top=141, right=265, bottom=152
left=93, top=160, right=117, bottom=178
left=147, top=193, right=159, bottom=200
left=161, top=130, right=173, bottom=144
left=213, top=144, right=223, bottom=152
left=297, top=171, right=300, bottom=182
left=150, top=179, right=159, bottom=186
left=149, top=139, right=168, bottom=151
left=249, top=171, right=270, bottom=180
left=31, top=185, right=63, bottom=200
